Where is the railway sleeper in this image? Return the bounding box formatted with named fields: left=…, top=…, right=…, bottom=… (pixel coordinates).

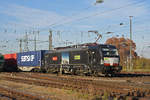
left=1, top=75, right=150, bottom=99
left=0, top=85, right=50, bottom=100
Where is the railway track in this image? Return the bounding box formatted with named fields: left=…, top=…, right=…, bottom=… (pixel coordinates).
left=0, top=84, right=50, bottom=100
left=1, top=72, right=150, bottom=99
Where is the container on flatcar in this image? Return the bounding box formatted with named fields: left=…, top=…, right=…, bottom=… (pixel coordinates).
left=17, top=50, right=48, bottom=71
left=4, top=53, right=17, bottom=71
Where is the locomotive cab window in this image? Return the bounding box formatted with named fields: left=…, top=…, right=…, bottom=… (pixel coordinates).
left=101, top=46, right=119, bottom=57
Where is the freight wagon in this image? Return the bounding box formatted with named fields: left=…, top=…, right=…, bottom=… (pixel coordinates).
left=0, top=54, right=4, bottom=71
left=17, top=50, right=48, bottom=72
left=3, top=53, right=18, bottom=72
left=44, top=43, right=122, bottom=76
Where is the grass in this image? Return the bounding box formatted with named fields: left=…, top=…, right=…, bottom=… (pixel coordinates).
left=122, top=68, right=150, bottom=72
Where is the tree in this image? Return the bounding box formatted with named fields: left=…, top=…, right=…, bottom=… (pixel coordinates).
left=105, top=37, right=137, bottom=68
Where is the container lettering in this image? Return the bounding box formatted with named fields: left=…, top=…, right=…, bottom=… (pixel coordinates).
left=21, top=55, right=35, bottom=62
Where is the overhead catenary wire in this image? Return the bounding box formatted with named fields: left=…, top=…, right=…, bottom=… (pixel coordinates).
left=48, top=6, right=94, bottom=27
left=36, top=0, right=147, bottom=32
left=0, top=0, right=149, bottom=53
left=48, top=0, right=147, bottom=28
left=0, top=0, right=147, bottom=34
left=38, top=4, right=97, bottom=32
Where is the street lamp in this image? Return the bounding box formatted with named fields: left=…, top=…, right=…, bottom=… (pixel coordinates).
left=94, top=0, right=104, bottom=5
left=96, top=0, right=104, bottom=3
left=121, top=17, right=133, bottom=71
left=106, top=32, right=114, bottom=34
left=120, top=23, right=124, bottom=26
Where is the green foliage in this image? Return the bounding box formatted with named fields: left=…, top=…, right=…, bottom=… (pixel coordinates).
left=122, top=57, right=150, bottom=71
left=102, top=91, right=109, bottom=100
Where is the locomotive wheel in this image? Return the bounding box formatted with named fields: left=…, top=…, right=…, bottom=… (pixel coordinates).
left=104, top=73, right=113, bottom=77
left=70, top=68, right=78, bottom=75
left=32, top=68, right=41, bottom=72
left=46, top=69, right=52, bottom=73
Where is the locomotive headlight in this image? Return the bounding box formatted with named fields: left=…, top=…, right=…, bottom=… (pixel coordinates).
left=101, top=59, right=104, bottom=64
left=92, top=52, right=95, bottom=54
left=116, top=50, right=119, bottom=56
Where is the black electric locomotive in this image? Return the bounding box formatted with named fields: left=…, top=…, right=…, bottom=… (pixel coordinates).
left=43, top=43, right=122, bottom=76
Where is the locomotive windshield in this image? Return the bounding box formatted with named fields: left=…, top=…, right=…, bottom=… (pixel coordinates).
left=101, top=45, right=119, bottom=57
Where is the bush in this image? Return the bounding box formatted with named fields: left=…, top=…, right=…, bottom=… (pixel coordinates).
left=122, top=57, right=150, bottom=71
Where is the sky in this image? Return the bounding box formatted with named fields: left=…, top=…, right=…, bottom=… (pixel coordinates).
left=0, top=0, right=150, bottom=58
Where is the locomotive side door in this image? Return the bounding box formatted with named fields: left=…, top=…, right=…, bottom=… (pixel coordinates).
left=89, top=49, right=99, bottom=66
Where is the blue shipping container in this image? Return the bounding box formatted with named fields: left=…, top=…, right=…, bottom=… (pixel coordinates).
left=17, top=50, right=48, bottom=67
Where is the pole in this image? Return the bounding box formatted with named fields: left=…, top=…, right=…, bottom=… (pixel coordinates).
left=129, top=16, right=133, bottom=71
left=49, top=30, right=52, bottom=50
left=19, top=39, right=22, bottom=52
left=25, top=31, right=29, bottom=52
left=81, top=31, right=83, bottom=43
left=33, top=31, right=36, bottom=51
